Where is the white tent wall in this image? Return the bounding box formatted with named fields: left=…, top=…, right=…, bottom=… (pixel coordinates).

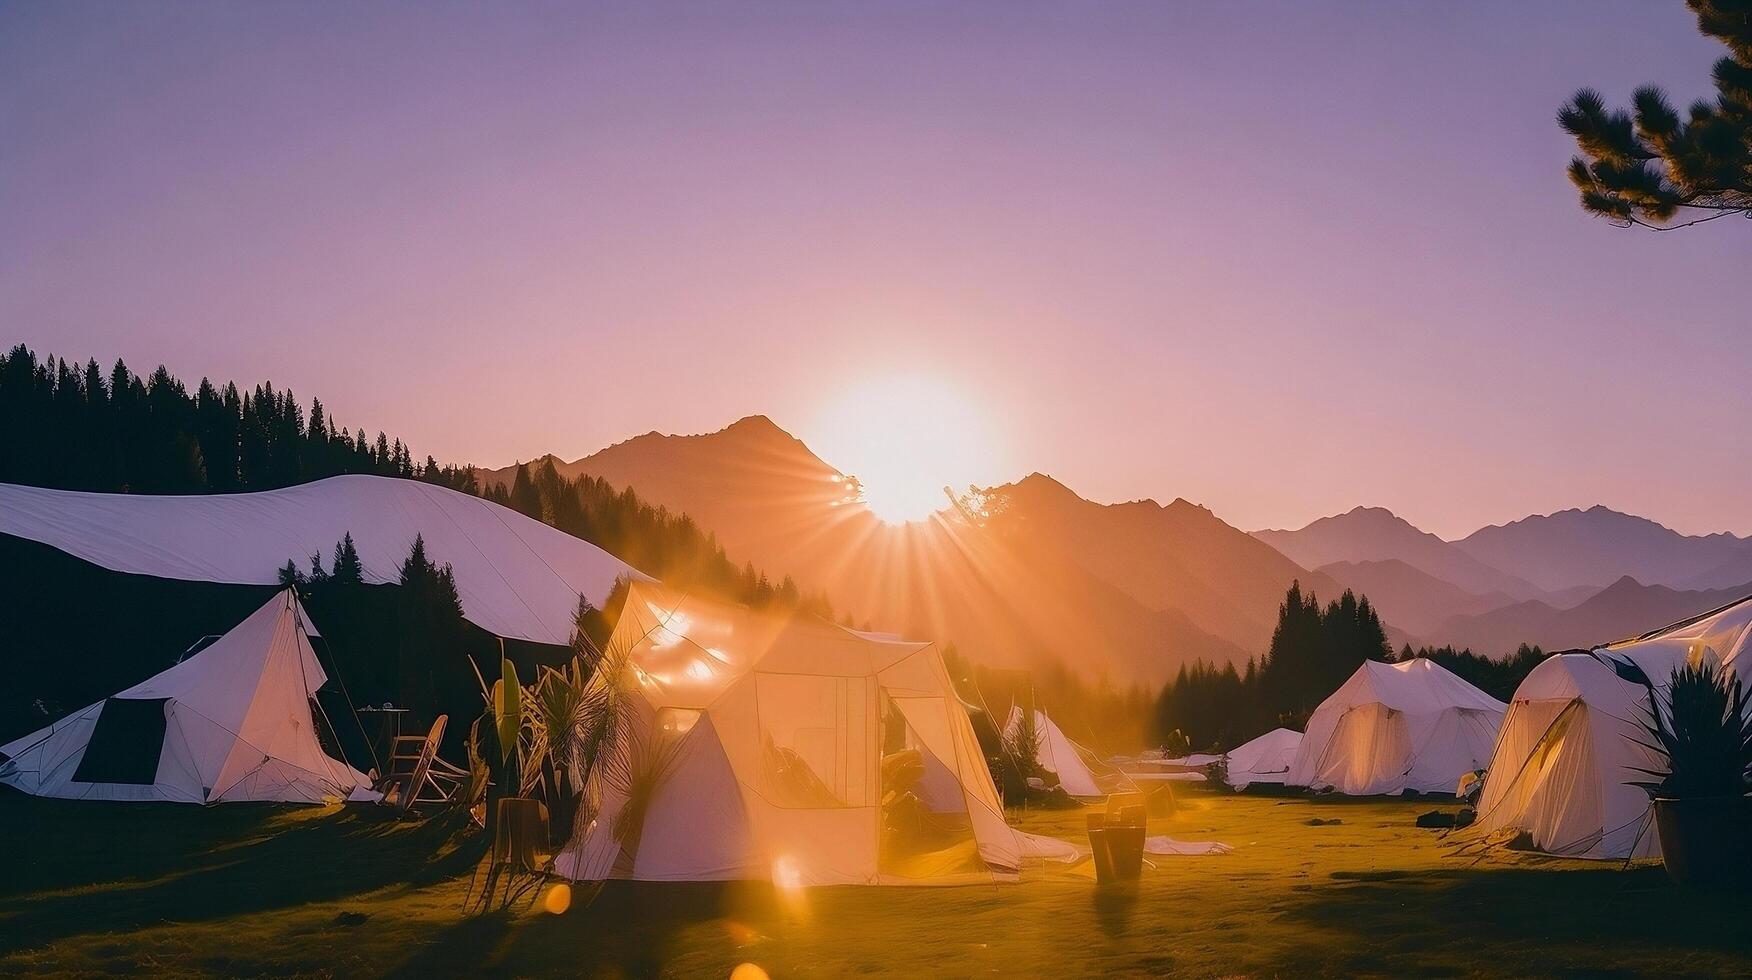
left=1287, top=659, right=1506, bottom=796
left=0, top=590, right=369, bottom=804
left=0, top=476, right=642, bottom=646
left=556, top=584, right=1024, bottom=887
left=1001, top=707, right=1102, bottom=799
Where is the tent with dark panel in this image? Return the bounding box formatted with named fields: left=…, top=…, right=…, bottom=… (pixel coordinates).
left=1472, top=595, right=1752, bottom=859
left=0, top=590, right=372, bottom=804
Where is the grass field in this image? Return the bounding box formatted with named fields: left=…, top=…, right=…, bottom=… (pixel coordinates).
left=2, top=784, right=1747, bottom=978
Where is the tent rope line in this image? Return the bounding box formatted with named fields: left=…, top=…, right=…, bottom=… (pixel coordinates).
left=285, top=589, right=370, bottom=791
left=297, top=614, right=382, bottom=775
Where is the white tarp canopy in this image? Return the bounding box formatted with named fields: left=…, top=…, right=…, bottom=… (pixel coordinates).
left=0, top=590, right=371, bottom=804
left=1225, top=727, right=1302, bottom=789
left=1287, top=659, right=1506, bottom=796
left=1473, top=595, right=1752, bottom=859
left=1002, top=707, right=1103, bottom=799
left=557, top=583, right=1026, bottom=886
left=0, top=476, right=642, bottom=646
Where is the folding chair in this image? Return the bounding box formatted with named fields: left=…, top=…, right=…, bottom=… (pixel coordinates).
left=376, top=715, right=461, bottom=816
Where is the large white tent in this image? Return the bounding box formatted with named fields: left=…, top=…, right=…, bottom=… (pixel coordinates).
left=556, top=583, right=1026, bottom=886
left=1001, top=707, right=1103, bottom=799
left=1287, top=659, right=1506, bottom=796
left=0, top=476, right=641, bottom=646
left=1225, top=727, right=1302, bottom=790
left=1473, top=596, right=1752, bottom=859
left=0, top=590, right=371, bottom=804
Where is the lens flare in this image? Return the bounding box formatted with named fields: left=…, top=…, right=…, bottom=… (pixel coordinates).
left=542, top=882, right=572, bottom=914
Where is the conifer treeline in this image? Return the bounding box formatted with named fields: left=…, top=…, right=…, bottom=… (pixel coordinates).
left=1153, top=581, right=1393, bottom=750
left=0, top=345, right=477, bottom=494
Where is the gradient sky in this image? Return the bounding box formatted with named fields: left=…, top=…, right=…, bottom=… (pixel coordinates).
left=4, top=2, right=1748, bottom=539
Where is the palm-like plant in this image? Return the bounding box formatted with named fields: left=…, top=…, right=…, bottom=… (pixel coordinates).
left=559, top=626, right=645, bottom=873
left=520, top=660, right=590, bottom=845
left=1627, top=657, right=1752, bottom=800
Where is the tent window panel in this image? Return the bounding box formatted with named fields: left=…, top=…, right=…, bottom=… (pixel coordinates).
left=753, top=673, right=872, bottom=809
left=72, top=697, right=169, bottom=785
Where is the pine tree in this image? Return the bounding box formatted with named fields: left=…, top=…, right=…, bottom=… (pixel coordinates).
left=508, top=463, right=542, bottom=520
left=1558, top=2, right=1751, bottom=229
left=332, top=532, right=364, bottom=584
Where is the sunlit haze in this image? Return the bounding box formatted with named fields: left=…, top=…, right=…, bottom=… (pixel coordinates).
left=3, top=3, right=1749, bottom=538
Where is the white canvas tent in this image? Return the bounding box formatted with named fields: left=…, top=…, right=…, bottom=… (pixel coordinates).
left=0, top=590, right=371, bottom=804
left=0, top=476, right=640, bottom=646
left=557, top=583, right=1026, bottom=886
left=1287, top=659, right=1506, bottom=796
left=1001, top=707, right=1103, bottom=799
left=1473, top=595, right=1752, bottom=859
left=1225, top=727, right=1302, bottom=789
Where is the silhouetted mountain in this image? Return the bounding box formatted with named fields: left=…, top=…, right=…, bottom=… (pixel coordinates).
left=983, top=473, right=1349, bottom=653
left=481, top=419, right=1321, bottom=680
left=1316, top=558, right=1515, bottom=638
left=1454, top=506, right=1752, bottom=593
left=1431, top=575, right=1752, bottom=655
left=1253, top=506, right=1544, bottom=600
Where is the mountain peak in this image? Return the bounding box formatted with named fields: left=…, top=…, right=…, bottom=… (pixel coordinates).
left=721, top=414, right=797, bottom=442
left=1345, top=505, right=1399, bottom=519
left=1011, top=472, right=1078, bottom=496
left=1599, top=574, right=1649, bottom=593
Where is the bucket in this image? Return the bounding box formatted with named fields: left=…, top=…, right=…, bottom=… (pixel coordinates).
left=1087, top=809, right=1146, bottom=883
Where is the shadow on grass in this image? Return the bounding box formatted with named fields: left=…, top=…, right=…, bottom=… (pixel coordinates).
left=1269, top=861, right=1752, bottom=975
left=383, top=909, right=516, bottom=979
left=1091, top=881, right=1140, bottom=939
left=493, top=881, right=786, bottom=978
left=0, top=790, right=481, bottom=956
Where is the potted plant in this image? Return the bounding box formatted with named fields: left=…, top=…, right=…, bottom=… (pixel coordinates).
left=1626, top=657, right=1752, bottom=889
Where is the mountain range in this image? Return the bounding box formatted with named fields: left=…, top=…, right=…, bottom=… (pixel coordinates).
left=1256, top=504, right=1752, bottom=654
left=485, top=418, right=1750, bottom=680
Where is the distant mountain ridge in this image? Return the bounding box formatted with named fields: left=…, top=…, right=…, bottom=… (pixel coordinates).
left=1259, top=504, right=1752, bottom=655
left=1254, top=507, right=1543, bottom=600
left=1432, top=575, right=1752, bottom=655
left=486, top=420, right=1750, bottom=673
left=1454, top=506, right=1752, bottom=593
left=483, top=418, right=1334, bottom=680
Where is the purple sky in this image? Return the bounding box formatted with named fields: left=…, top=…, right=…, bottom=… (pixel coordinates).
left=4, top=2, right=1748, bottom=539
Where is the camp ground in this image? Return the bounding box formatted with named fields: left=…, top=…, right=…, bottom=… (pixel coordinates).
left=2, top=477, right=1751, bottom=977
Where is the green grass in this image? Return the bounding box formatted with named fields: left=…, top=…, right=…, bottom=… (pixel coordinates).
left=1, top=785, right=1746, bottom=978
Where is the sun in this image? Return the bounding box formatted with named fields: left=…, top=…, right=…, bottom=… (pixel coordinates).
left=809, top=373, right=1004, bottom=525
